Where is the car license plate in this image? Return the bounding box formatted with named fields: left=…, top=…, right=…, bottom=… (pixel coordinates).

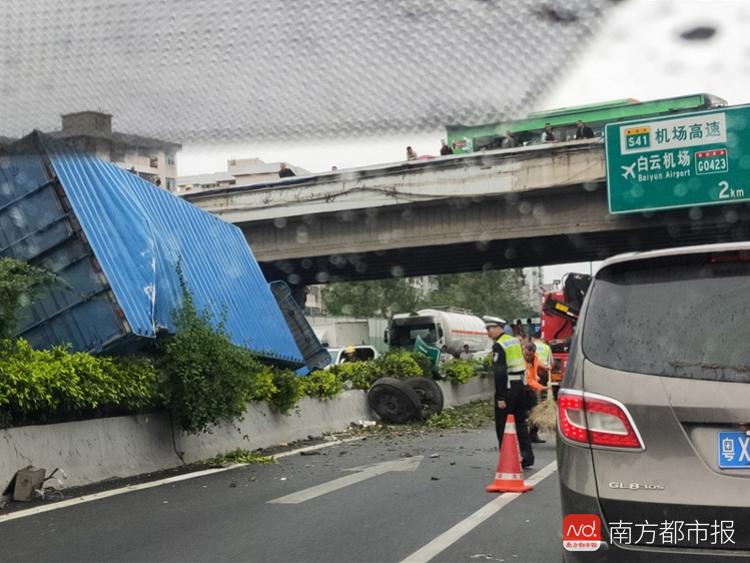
left=718, top=432, right=750, bottom=469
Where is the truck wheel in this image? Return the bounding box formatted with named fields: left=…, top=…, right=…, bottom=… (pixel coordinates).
left=367, top=377, right=422, bottom=424
left=405, top=377, right=444, bottom=419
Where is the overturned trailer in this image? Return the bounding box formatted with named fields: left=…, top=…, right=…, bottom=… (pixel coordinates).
left=0, top=132, right=326, bottom=370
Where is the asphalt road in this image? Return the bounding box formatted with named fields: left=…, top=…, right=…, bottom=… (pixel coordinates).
left=0, top=427, right=562, bottom=563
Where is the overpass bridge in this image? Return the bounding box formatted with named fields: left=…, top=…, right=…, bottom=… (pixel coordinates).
left=184, top=141, right=750, bottom=286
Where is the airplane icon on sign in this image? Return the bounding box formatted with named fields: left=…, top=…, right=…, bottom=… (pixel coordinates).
left=621, top=162, right=637, bottom=180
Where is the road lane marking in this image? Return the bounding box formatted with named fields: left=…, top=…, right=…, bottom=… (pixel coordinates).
left=400, top=461, right=557, bottom=563
left=0, top=436, right=365, bottom=524
left=268, top=456, right=423, bottom=504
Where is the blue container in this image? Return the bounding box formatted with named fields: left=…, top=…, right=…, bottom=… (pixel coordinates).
left=0, top=133, right=306, bottom=367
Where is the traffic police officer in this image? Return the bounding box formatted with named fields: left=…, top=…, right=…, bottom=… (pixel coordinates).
left=484, top=316, right=534, bottom=468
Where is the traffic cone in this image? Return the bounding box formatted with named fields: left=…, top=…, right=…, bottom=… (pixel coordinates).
left=486, top=414, right=533, bottom=493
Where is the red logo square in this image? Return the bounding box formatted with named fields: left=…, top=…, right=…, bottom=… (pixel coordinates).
left=563, top=514, right=602, bottom=552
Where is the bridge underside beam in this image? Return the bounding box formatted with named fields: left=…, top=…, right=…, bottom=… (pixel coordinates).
left=249, top=185, right=750, bottom=285
left=260, top=221, right=750, bottom=285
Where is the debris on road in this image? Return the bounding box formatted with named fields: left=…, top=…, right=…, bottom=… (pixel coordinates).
left=348, top=400, right=494, bottom=437
left=350, top=420, right=377, bottom=429
left=205, top=449, right=275, bottom=467
left=11, top=467, right=45, bottom=502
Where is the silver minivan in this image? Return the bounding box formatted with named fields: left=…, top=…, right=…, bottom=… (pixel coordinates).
left=557, top=242, right=750, bottom=562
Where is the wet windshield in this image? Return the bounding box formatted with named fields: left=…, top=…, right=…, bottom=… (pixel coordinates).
left=4, top=2, right=750, bottom=561
left=389, top=321, right=437, bottom=348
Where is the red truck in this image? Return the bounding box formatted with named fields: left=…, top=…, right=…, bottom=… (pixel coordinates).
left=540, top=273, right=591, bottom=398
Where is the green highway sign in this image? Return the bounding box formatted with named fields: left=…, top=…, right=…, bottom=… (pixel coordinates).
left=605, top=105, right=750, bottom=213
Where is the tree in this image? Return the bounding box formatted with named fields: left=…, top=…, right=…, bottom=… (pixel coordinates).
left=323, top=278, right=422, bottom=317
left=426, top=270, right=535, bottom=319
left=321, top=269, right=535, bottom=320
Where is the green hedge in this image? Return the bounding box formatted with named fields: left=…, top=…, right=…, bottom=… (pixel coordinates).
left=0, top=339, right=486, bottom=431
left=0, top=339, right=160, bottom=428
left=442, top=359, right=476, bottom=384
left=302, top=369, right=344, bottom=400
left=328, top=350, right=432, bottom=391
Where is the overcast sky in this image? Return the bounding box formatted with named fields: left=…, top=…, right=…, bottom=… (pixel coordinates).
left=178, top=0, right=745, bottom=283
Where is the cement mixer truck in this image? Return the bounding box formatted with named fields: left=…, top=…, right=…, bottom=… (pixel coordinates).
left=385, top=308, right=490, bottom=356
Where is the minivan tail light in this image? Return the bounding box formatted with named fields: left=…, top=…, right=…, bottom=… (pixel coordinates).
left=558, top=391, right=644, bottom=449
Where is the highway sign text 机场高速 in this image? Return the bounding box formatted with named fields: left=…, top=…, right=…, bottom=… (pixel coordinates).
left=605, top=106, right=750, bottom=213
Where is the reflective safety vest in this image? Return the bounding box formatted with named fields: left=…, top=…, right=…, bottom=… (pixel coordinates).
left=534, top=339, right=552, bottom=370
left=496, top=333, right=526, bottom=374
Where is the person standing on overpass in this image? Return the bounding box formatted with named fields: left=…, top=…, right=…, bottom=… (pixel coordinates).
left=440, top=140, right=453, bottom=156
left=575, top=120, right=595, bottom=139
left=541, top=123, right=556, bottom=143
left=278, top=162, right=296, bottom=178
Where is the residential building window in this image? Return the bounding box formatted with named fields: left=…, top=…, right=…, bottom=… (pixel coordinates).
left=165, top=178, right=176, bottom=191
left=149, top=157, right=158, bottom=168
left=166, top=154, right=175, bottom=165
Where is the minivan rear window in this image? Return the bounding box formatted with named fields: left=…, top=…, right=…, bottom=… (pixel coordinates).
left=582, top=253, right=750, bottom=382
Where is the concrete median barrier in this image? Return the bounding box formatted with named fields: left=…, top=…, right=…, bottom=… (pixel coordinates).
left=0, top=379, right=493, bottom=491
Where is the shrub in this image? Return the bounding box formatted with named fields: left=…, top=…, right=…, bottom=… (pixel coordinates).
left=476, top=352, right=493, bottom=377
left=245, top=365, right=306, bottom=413
left=441, top=359, right=475, bottom=384
left=374, top=350, right=425, bottom=379
left=247, top=364, right=278, bottom=404
left=333, top=361, right=381, bottom=390
left=267, top=368, right=305, bottom=413
left=303, top=369, right=344, bottom=400
left=0, top=339, right=159, bottom=427
left=406, top=351, right=434, bottom=378
left=158, top=282, right=264, bottom=434
left=110, top=356, right=164, bottom=411
left=481, top=352, right=493, bottom=369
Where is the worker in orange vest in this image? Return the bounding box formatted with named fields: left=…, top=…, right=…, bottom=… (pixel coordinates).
left=524, top=340, right=547, bottom=443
